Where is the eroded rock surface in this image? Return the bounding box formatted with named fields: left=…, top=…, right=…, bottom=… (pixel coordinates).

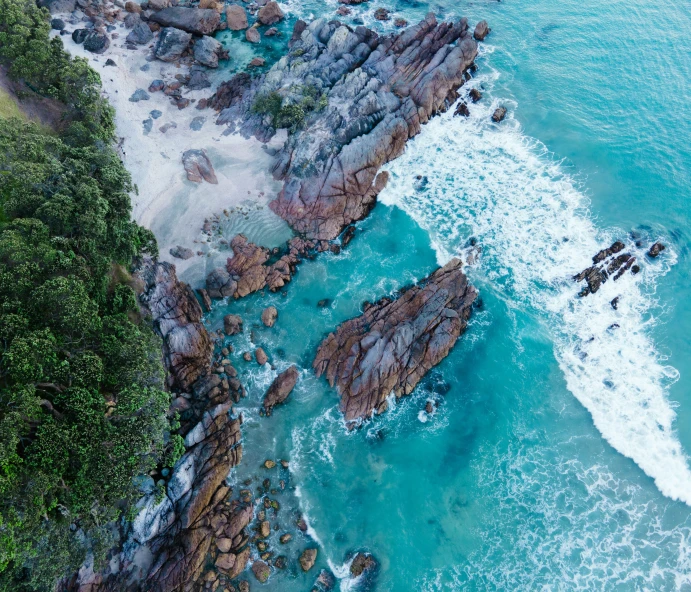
left=314, top=259, right=476, bottom=423
left=263, top=365, right=299, bottom=415
left=574, top=240, right=640, bottom=297
left=182, top=149, right=218, bottom=184
left=150, top=7, right=220, bottom=35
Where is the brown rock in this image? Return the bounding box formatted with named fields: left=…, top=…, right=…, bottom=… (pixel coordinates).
left=125, top=0, right=142, bottom=13
left=252, top=560, right=271, bottom=583
left=299, top=548, right=318, bottom=572
left=350, top=552, right=376, bottom=577
left=255, top=347, right=268, bottom=365
left=264, top=459, right=276, bottom=469
left=216, top=537, right=233, bottom=553
left=648, top=242, right=665, bottom=257
left=279, top=533, right=292, bottom=543
left=263, top=365, right=298, bottom=415
left=246, top=26, right=260, bottom=43
left=491, top=107, right=507, bottom=122
left=226, top=4, right=248, bottom=30
left=261, top=306, right=278, bottom=327
left=182, top=149, right=218, bottom=184
left=249, top=56, right=266, bottom=67
left=257, top=0, right=284, bottom=25
left=473, top=20, right=490, bottom=41
left=224, top=314, right=243, bottom=335
left=259, top=520, right=271, bottom=538
left=216, top=552, right=237, bottom=571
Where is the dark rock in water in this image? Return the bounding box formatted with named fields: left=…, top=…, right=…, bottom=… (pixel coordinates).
left=374, top=7, right=390, bottom=20
left=341, top=226, right=356, bottom=247
left=491, top=107, right=507, bottom=122
left=648, top=242, right=665, bottom=258
left=232, top=15, right=478, bottom=240
left=394, top=17, right=408, bottom=27
left=317, top=569, right=336, bottom=589
left=170, top=245, right=194, bottom=259
left=127, top=21, right=153, bottom=44
left=631, top=264, right=641, bottom=275
left=197, top=288, right=212, bottom=312
left=350, top=552, right=377, bottom=577
left=413, top=175, right=429, bottom=191
left=72, top=28, right=90, bottom=43
left=592, top=240, right=624, bottom=263
left=182, top=149, right=218, bottom=184
left=314, top=259, right=476, bottom=423
left=150, top=7, right=220, bottom=35
left=263, top=365, right=299, bottom=415
left=224, top=314, right=243, bottom=335
left=265, top=27, right=278, bottom=36
left=51, top=18, right=65, bottom=30
left=473, top=20, right=490, bottom=41
left=252, top=560, right=270, bottom=583
left=300, top=548, right=318, bottom=572
left=261, top=306, right=278, bottom=327
left=610, top=296, right=619, bottom=310
left=274, top=555, right=287, bottom=569
left=454, top=101, right=470, bottom=117
left=575, top=241, right=638, bottom=296
left=469, top=88, right=482, bottom=102
left=257, top=0, right=284, bottom=25
left=83, top=31, right=110, bottom=54
left=155, top=26, right=192, bottom=62
left=129, top=89, right=150, bottom=102
left=317, top=298, right=332, bottom=308
left=246, top=26, right=261, bottom=43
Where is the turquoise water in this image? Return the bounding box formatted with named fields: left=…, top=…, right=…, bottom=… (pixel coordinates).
left=207, top=0, right=691, bottom=588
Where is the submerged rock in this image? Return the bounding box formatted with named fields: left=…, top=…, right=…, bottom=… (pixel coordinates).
left=263, top=365, right=299, bottom=415
left=574, top=240, right=638, bottom=296
left=648, top=242, right=665, bottom=257
left=314, top=259, right=476, bottom=423
left=223, top=314, right=243, bottom=335
left=491, top=107, right=507, bottom=122
left=350, top=552, right=376, bottom=577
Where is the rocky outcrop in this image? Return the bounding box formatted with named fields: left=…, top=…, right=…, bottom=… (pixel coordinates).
left=218, top=15, right=478, bottom=240
left=263, top=365, right=299, bottom=415
left=182, top=149, right=218, bottom=184
left=314, top=259, right=476, bottom=424
left=473, top=20, right=490, bottom=41
left=127, top=21, right=154, bottom=45
left=574, top=240, right=640, bottom=297
left=154, top=27, right=192, bottom=62
left=194, top=35, right=227, bottom=68
left=150, top=7, right=220, bottom=35
left=261, top=306, right=278, bottom=327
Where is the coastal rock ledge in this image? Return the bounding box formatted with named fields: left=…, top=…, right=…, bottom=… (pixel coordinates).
left=313, top=259, right=476, bottom=424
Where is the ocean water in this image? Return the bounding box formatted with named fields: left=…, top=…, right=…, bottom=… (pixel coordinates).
left=205, top=0, right=691, bottom=589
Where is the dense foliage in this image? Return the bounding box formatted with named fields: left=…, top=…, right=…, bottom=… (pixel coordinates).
left=251, top=84, right=327, bottom=132
left=0, top=2, right=178, bottom=590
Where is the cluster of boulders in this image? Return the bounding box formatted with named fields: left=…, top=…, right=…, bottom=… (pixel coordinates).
left=314, top=259, right=477, bottom=426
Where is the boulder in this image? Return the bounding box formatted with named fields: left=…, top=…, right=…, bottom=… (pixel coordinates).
left=155, top=26, right=192, bottom=62
left=263, top=365, right=298, bottom=415
left=208, top=268, right=237, bottom=299
left=126, top=21, right=153, bottom=44
left=51, top=18, right=65, bottom=30
left=648, top=242, right=665, bottom=257
left=350, top=552, right=376, bottom=577
left=129, top=89, right=150, bottom=102
left=182, top=149, right=218, bottom=184
left=299, top=548, right=318, bottom=572
left=473, top=20, right=490, bottom=41
left=255, top=347, right=268, bottom=365
left=252, top=560, right=271, bottom=583
left=148, top=0, right=169, bottom=9
left=491, top=107, right=507, bottom=122
left=454, top=102, right=470, bottom=117
left=223, top=314, right=243, bottom=335
left=249, top=57, right=266, bottom=67
left=261, top=306, right=278, bottom=327
left=469, top=88, right=482, bottom=102
left=83, top=31, right=110, bottom=53
left=170, top=245, right=194, bottom=259
left=226, top=4, right=248, bottom=30
left=373, top=7, right=389, bottom=20
left=187, top=67, right=212, bottom=90
left=194, top=35, right=225, bottom=67
left=71, top=28, right=90, bottom=44
left=150, top=7, right=220, bottom=35
left=245, top=26, right=260, bottom=43
left=257, top=0, right=284, bottom=25
left=314, top=259, right=476, bottom=423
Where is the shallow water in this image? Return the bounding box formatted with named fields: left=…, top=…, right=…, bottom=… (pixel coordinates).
left=206, top=0, right=691, bottom=588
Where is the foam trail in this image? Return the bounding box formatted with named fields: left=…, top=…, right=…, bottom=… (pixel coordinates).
left=379, top=61, right=691, bottom=505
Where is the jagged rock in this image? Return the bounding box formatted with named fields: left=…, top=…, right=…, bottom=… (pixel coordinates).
left=223, top=314, right=243, bottom=335
left=83, top=31, right=110, bottom=53
left=491, top=107, right=507, bottom=122
left=394, top=17, right=408, bottom=27
left=263, top=365, right=298, bottom=415
left=226, top=4, right=248, bottom=30
left=454, top=101, right=469, bottom=117
left=182, top=149, right=218, bottom=184
left=129, top=89, right=150, bottom=102
left=469, top=88, right=482, bottom=102
left=127, top=21, right=153, bottom=44
left=257, top=0, right=284, bottom=25
left=261, top=306, right=278, bottom=327
left=648, top=242, right=665, bottom=257
left=208, top=268, right=237, bottom=298
left=350, top=552, right=376, bottom=577
left=155, top=26, right=192, bottom=61
left=255, top=347, right=268, bottom=365
left=314, top=259, right=476, bottom=423
left=209, top=72, right=251, bottom=110
left=252, top=560, right=271, bottom=583
left=473, top=20, right=490, bottom=41
left=197, top=288, right=212, bottom=312
left=253, top=15, right=478, bottom=240
left=373, top=7, right=390, bottom=20
left=124, top=12, right=141, bottom=28
left=150, top=7, right=220, bottom=35
left=574, top=240, right=637, bottom=296
left=194, top=35, right=226, bottom=68
left=249, top=56, right=266, bottom=67
left=170, top=245, right=194, bottom=259
left=246, top=26, right=260, bottom=43
left=299, top=548, right=318, bottom=572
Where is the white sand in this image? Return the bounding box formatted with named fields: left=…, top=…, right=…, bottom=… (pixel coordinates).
left=53, top=19, right=286, bottom=285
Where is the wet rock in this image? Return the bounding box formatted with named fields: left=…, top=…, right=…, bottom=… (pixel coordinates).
left=394, top=17, right=408, bottom=27
left=374, top=7, right=390, bottom=20
left=454, top=101, right=470, bottom=117
left=264, top=459, right=276, bottom=469
left=259, top=521, right=271, bottom=537
left=574, top=241, right=638, bottom=296
left=473, top=20, right=490, bottom=41
left=249, top=56, right=266, bottom=67
left=300, top=548, right=318, bottom=572
left=255, top=347, right=268, bottom=365
left=314, top=259, right=476, bottom=423
left=197, top=288, right=212, bottom=312
left=182, top=149, right=218, bottom=184
left=224, top=314, right=243, bottom=335
left=491, top=107, right=507, bottom=122
left=129, top=88, right=150, bottom=102
left=127, top=21, right=153, bottom=44
left=265, top=26, right=278, bottom=36
left=194, top=34, right=226, bottom=68
left=150, top=7, right=220, bottom=35
left=469, top=88, right=482, bottom=102
left=274, top=555, right=287, bottom=569
left=593, top=240, right=625, bottom=263
left=155, top=26, right=192, bottom=61
left=169, top=245, right=194, bottom=259
left=317, top=299, right=331, bottom=308
left=350, top=552, right=376, bottom=577
left=257, top=0, right=284, bottom=25
left=611, top=297, right=619, bottom=310
left=252, top=560, right=271, bottom=583
left=261, top=306, right=278, bottom=327
left=246, top=26, right=260, bottom=43
left=648, top=242, right=665, bottom=258
left=263, top=365, right=298, bottom=415
left=226, top=4, right=248, bottom=30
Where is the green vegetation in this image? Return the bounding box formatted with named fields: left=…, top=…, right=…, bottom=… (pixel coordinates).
left=0, top=88, right=23, bottom=120
left=0, top=2, right=179, bottom=590
left=251, top=84, right=328, bottom=132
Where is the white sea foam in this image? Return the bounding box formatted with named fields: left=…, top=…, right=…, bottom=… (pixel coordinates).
left=378, top=60, right=691, bottom=504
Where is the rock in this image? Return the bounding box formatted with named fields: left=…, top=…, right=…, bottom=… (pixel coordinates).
left=242, top=351, right=252, bottom=362
left=257, top=0, right=284, bottom=25
left=216, top=538, right=233, bottom=554
left=648, top=242, right=665, bottom=257
left=124, top=12, right=141, bottom=28
left=105, top=58, right=116, bottom=66
left=252, top=560, right=271, bottom=583
left=216, top=552, right=237, bottom=571
left=127, top=21, right=153, bottom=44
left=150, top=7, right=221, bottom=35
left=159, top=122, right=177, bottom=133
left=197, top=288, right=212, bottom=312
left=255, top=347, right=268, bottom=365
left=264, top=459, right=276, bottom=469
left=72, top=28, right=90, bottom=43
left=51, top=18, right=65, bottom=30
left=246, top=26, right=260, bottom=43
left=83, top=31, right=110, bottom=54
left=223, top=314, right=243, bottom=335
left=317, top=299, right=331, bottom=308
left=473, top=20, right=490, bottom=41
left=454, top=102, right=470, bottom=117
left=373, top=7, right=389, bottom=20
left=149, top=79, right=165, bottom=92
left=469, top=88, right=482, bottom=102
left=125, top=0, right=141, bottom=12
left=261, top=306, right=278, bottom=327
left=189, top=116, right=206, bottom=131
left=259, top=520, right=271, bottom=537
left=279, top=533, right=292, bottom=544
left=182, top=149, right=218, bottom=184
left=169, top=245, right=194, bottom=259
left=299, top=548, right=318, bottom=572
left=611, top=297, right=620, bottom=310
left=39, top=0, right=76, bottom=13
left=394, top=17, right=408, bottom=27
left=314, top=259, right=476, bottom=423
left=148, top=0, right=169, bottom=9
left=265, top=26, right=278, bottom=36
left=263, top=365, right=298, bottom=415
left=194, top=35, right=225, bottom=67
left=129, top=89, right=150, bottom=102
left=425, top=401, right=434, bottom=414
left=226, top=4, right=248, bottom=30
left=187, top=67, right=212, bottom=90
left=350, top=552, right=376, bottom=577
left=274, top=555, right=287, bottom=569
left=155, top=26, right=192, bottom=62
left=238, top=581, right=250, bottom=592
left=336, top=6, right=351, bottom=15
left=491, top=107, right=507, bottom=122
left=249, top=57, right=266, bottom=67
left=574, top=241, right=637, bottom=296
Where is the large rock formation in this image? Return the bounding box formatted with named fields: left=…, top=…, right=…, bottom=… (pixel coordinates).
left=263, top=365, right=299, bottom=415
left=150, top=7, right=221, bottom=35
left=314, top=259, right=476, bottom=424
left=573, top=240, right=640, bottom=297
left=217, top=15, right=478, bottom=240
